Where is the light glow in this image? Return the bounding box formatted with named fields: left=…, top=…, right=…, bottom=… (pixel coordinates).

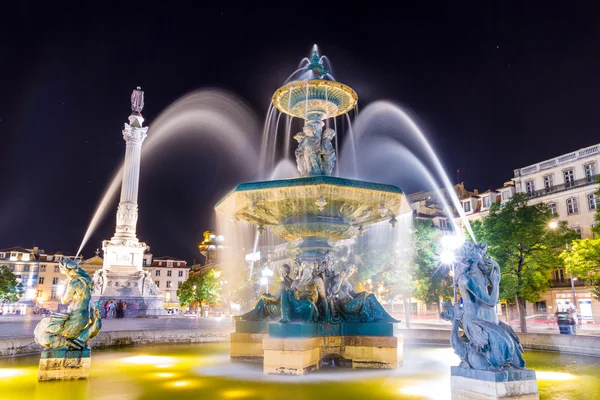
left=171, top=380, right=189, bottom=387
left=259, top=277, right=268, bottom=285
left=548, top=220, right=558, bottom=230
left=440, top=250, right=456, bottom=264
left=222, top=390, right=252, bottom=398
left=154, top=372, right=174, bottom=378
left=122, top=355, right=176, bottom=366
left=0, top=368, right=24, bottom=378
left=440, top=234, right=465, bottom=250
left=536, top=371, right=576, bottom=381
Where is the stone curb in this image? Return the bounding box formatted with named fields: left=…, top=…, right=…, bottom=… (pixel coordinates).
left=0, top=328, right=231, bottom=357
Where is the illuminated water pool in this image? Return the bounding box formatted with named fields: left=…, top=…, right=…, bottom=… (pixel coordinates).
left=1, top=343, right=598, bottom=399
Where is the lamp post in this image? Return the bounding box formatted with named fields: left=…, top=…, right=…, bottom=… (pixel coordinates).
left=548, top=220, right=578, bottom=317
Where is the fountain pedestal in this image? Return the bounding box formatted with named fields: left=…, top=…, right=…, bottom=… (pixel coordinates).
left=230, top=321, right=271, bottom=363
left=38, top=349, right=91, bottom=381
left=450, top=367, right=539, bottom=400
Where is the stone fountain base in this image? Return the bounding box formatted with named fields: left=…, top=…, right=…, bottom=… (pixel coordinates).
left=230, top=320, right=401, bottom=375
left=263, top=335, right=400, bottom=375
left=38, top=349, right=91, bottom=381
left=450, top=367, right=539, bottom=400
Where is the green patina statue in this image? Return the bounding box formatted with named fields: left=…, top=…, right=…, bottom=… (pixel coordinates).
left=34, top=259, right=102, bottom=350
left=235, top=264, right=293, bottom=321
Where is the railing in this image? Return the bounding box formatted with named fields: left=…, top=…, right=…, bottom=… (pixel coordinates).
left=524, top=175, right=598, bottom=199
left=550, top=279, right=588, bottom=288
left=514, top=143, right=600, bottom=177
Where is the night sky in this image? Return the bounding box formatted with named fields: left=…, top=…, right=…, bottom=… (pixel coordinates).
left=2, top=4, right=600, bottom=262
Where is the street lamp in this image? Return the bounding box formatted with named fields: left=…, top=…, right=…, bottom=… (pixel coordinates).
left=548, top=220, right=578, bottom=316
left=261, top=268, right=273, bottom=293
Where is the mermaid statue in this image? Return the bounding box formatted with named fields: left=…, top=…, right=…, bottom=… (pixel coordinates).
left=440, top=242, right=525, bottom=370
left=34, top=259, right=102, bottom=350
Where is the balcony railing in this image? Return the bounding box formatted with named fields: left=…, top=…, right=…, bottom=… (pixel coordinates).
left=514, top=143, right=600, bottom=177
left=550, top=278, right=588, bottom=288
left=524, top=175, right=598, bottom=199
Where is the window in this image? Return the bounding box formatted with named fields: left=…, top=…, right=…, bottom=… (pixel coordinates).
left=0, top=252, right=4, bottom=258
left=167, top=261, right=173, bottom=267
left=501, top=191, right=511, bottom=201
left=176, top=262, right=180, bottom=267
left=36, top=290, right=42, bottom=298
left=167, top=270, right=172, bottom=277
left=482, top=196, right=490, bottom=208
left=155, top=281, right=160, bottom=287
left=588, top=193, right=597, bottom=210
left=547, top=202, right=557, bottom=215
left=566, top=197, right=579, bottom=214
left=439, top=219, right=448, bottom=230
left=463, top=201, right=471, bottom=212
left=155, top=270, right=160, bottom=276
left=554, top=268, right=565, bottom=282
left=585, top=163, right=596, bottom=183
left=40, top=265, right=46, bottom=272
left=54, top=266, right=59, bottom=273
left=52, top=277, right=59, bottom=285
left=158, top=261, right=163, bottom=266
left=525, top=180, right=535, bottom=196
left=38, top=277, right=45, bottom=284
left=178, top=270, right=184, bottom=277
left=23, top=265, right=30, bottom=272
left=543, top=175, right=553, bottom=192
left=51, top=290, right=57, bottom=300
left=166, top=281, right=172, bottom=288
left=142, top=259, right=147, bottom=267
left=571, top=226, right=582, bottom=238
left=563, top=169, right=575, bottom=188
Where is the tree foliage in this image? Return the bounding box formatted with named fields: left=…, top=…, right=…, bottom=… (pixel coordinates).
left=177, top=269, right=222, bottom=309
left=0, top=265, right=23, bottom=303
left=411, top=220, right=453, bottom=306
left=471, top=193, right=578, bottom=332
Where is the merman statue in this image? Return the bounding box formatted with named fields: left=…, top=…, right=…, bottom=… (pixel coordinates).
left=235, top=264, right=293, bottom=321
left=34, top=259, right=102, bottom=350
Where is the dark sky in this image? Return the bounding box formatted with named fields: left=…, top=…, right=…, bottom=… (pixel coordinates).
left=2, top=3, right=600, bottom=262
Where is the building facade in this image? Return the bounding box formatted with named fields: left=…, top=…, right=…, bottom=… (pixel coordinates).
left=144, top=256, right=189, bottom=309
left=513, top=142, right=600, bottom=322
left=0, top=246, right=189, bottom=313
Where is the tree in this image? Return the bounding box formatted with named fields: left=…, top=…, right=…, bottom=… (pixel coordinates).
left=471, top=193, right=577, bottom=333
left=560, top=238, right=600, bottom=300
left=411, top=220, right=453, bottom=314
left=0, top=265, right=23, bottom=304
left=177, top=269, right=222, bottom=315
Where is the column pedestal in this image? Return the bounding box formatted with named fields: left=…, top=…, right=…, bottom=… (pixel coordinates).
left=38, top=349, right=91, bottom=381
left=450, top=367, right=539, bottom=400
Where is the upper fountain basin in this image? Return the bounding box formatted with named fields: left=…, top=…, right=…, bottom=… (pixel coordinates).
left=272, top=80, right=358, bottom=120
left=215, top=176, right=412, bottom=241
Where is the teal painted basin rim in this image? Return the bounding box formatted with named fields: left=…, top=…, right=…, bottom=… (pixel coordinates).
left=215, top=175, right=405, bottom=208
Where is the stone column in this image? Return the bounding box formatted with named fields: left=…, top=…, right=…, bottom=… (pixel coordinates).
left=112, top=116, right=148, bottom=240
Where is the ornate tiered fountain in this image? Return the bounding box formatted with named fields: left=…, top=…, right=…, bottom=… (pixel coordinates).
left=216, top=48, right=412, bottom=375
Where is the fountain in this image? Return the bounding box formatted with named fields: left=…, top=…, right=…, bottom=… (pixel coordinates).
left=217, top=47, right=412, bottom=375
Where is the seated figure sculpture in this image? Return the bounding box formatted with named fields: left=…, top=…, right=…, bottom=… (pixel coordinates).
left=440, top=242, right=525, bottom=371
left=279, top=262, right=319, bottom=323
left=329, top=264, right=398, bottom=323
left=34, top=259, right=102, bottom=350
left=235, top=264, right=293, bottom=321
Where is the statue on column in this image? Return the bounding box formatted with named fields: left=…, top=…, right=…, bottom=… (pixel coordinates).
left=34, top=259, right=102, bottom=350
left=131, top=87, right=144, bottom=114
left=440, top=242, right=525, bottom=370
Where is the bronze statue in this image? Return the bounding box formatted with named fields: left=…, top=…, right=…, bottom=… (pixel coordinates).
left=440, top=242, right=525, bottom=370
left=34, top=259, right=102, bottom=350
left=235, top=264, right=293, bottom=321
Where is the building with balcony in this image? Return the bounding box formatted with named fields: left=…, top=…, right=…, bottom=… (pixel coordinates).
left=513, top=143, right=600, bottom=322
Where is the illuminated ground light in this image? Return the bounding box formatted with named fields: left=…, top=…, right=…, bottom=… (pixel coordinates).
left=397, top=383, right=448, bottom=399
left=536, top=371, right=576, bottom=381
left=0, top=368, right=25, bottom=379
left=222, top=389, right=253, bottom=398
left=154, top=372, right=175, bottom=378
left=121, top=355, right=176, bottom=368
